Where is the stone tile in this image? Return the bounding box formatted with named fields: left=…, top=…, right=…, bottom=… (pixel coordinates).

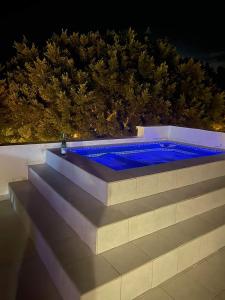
left=179, top=164, right=208, bottom=186
left=199, top=205, right=225, bottom=228
left=136, top=174, right=159, bottom=198
left=176, top=216, right=215, bottom=240
left=108, top=178, right=137, bottom=205
left=139, top=192, right=173, bottom=210
left=199, top=178, right=225, bottom=194
left=102, top=243, right=152, bottom=300
left=68, top=255, right=120, bottom=296
left=158, top=170, right=177, bottom=192
left=211, top=188, right=225, bottom=208
left=52, top=236, right=93, bottom=267
left=186, top=258, right=225, bottom=297
left=164, top=175, right=225, bottom=206
left=134, top=231, right=173, bottom=259
left=97, top=219, right=129, bottom=253
left=207, top=247, right=225, bottom=269
left=153, top=204, right=176, bottom=231
left=102, top=243, right=150, bottom=275
left=160, top=224, right=191, bottom=246
left=176, top=193, right=213, bottom=222
left=193, top=164, right=210, bottom=182
left=134, top=225, right=188, bottom=260
left=129, top=210, right=156, bottom=240
left=158, top=226, right=191, bottom=276
left=163, top=185, right=195, bottom=204
left=137, top=287, right=173, bottom=300
left=208, top=161, right=225, bottom=178
left=199, top=226, right=225, bottom=259
left=176, top=166, right=196, bottom=188
left=177, top=238, right=201, bottom=272
left=152, top=249, right=178, bottom=287
left=87, top=206, right=126, bottom=227
left=114, top=197, right=155, bottom=218
left=161, top=271, right=214, bottom=300
left=120, top=263, right=152, bottom=300
left=133, top=225, right=181, bottom=288
left=195, top=163, right=213, bottom=181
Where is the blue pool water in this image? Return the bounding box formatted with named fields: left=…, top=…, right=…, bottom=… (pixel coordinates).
left=69, top=141, right=225, bottom=171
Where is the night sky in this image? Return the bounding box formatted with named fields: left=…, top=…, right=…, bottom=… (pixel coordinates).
left=1, top=1, right=225, bottom=68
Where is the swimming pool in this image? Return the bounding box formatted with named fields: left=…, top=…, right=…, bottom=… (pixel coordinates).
left=69, top=141, right=225, bottom=171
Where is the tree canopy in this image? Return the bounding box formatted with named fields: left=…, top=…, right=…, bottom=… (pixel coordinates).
left=0, top=29, right=224, bottom=143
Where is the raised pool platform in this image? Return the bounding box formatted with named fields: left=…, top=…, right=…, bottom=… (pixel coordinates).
left=47, top=141, right=225, bottom=205
left=6, top=126, right=225, bottom=300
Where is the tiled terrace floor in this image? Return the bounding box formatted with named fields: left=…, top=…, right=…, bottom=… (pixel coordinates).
left=0, top=199, right=224, bottom=300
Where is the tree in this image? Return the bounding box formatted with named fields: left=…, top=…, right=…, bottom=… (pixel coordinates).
left=0, top=29, right=224, bottom=143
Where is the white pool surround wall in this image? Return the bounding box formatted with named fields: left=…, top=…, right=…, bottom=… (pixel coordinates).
left=137, top=125, right=225, bottom=148
left=0, top=136, right=147, bottom=196
left=136, top=126, right=170, bottom=140
left=1, top=126, right=225, bottom=197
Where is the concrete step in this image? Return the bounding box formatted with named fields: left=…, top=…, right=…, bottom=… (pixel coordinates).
left=9, top=180, right=225, bottom=300
left=29, top=164, right=225, bottom=254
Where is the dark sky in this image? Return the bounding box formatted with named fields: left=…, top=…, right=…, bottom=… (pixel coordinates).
left=1, top=1, right=225, bottom=67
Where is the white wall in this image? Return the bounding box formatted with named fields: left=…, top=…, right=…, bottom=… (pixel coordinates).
left=137, top=126, right=225, bottom=149
left=169, top=126, right=225, bottom=148
left=1, top=126, right=225, bottom=197
left=136, top=126, right=170, bottom=140
left=0, top=142, right=57, bottom=196
left=0, top=137, right=147, bottom=196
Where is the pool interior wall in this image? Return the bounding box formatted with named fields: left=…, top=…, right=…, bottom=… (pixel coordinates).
left=68, top=141, right=225, bottom=171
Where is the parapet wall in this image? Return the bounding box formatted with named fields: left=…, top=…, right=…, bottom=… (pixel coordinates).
left=0, top=136, right=146, bottom=196
left=137, top=126, right=225, bottom=148
left=1, top=126, right=225, bottom=197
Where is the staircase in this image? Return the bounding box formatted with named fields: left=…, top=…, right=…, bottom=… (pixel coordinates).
left=9, top=150, right=225, bottom=300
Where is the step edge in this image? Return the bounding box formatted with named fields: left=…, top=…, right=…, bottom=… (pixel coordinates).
left=28, top=168, right=98, bottom=254
left=29, top=164, right=225, bottom=226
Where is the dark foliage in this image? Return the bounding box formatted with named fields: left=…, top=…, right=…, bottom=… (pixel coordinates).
left=0, top=29, right=224, bottom=143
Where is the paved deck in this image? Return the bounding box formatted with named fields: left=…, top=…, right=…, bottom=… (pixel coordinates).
left=0, top=199, right=224, bottom=300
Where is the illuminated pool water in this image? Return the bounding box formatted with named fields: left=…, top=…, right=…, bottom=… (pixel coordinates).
left=69, top=141, right=225, bottom=171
